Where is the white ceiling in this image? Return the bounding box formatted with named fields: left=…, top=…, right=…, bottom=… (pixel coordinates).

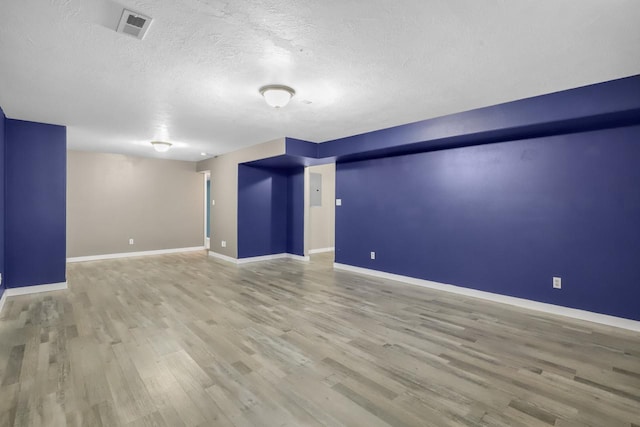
left=1, top=0, right=639, bottom=161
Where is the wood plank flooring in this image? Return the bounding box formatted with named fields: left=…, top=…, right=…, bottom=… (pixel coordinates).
left=0, top=251, right=639, bottom=426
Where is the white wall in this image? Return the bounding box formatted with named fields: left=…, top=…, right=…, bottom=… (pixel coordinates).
left=308, top=163, right=335, bottom=251
left=67, top=151, right=203, bottom=257
left=196, top=138, right=285, bottom=258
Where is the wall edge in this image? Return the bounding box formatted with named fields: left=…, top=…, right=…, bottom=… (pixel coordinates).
left=5, top=281, right=68, bottom=297
left=333, top=263, right=640, bottom=332
left=67, top=246, right=205, bottom=263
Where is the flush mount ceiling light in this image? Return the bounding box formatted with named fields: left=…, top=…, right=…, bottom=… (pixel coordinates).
left=259, top=84, right=295, bottom=108
left=151, top=141, right=172, bottom=152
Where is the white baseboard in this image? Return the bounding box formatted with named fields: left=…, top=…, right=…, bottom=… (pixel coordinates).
left=286, top=254, right=311, bottom=262
left=67, top=246, right=205, bottom=263
left=208, top=251, right=239, bottom=263
left=309, top=247, right=335, bottom=254
left=5, top=281, right=68, bottom=297
left=209, top=251, right=309, bottom=264
left=333, top=263, right=640, bottom=332
left=237, top=253, right=289, bottom=264
left=0, top=282, right=68, bottom=315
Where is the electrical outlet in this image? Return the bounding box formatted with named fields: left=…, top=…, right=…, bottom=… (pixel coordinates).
left=211, top=200, right=215, bottom=206
left=129, top=238, right=134, bottom=245
left=0, top=273, right=2, bottom=285
left=553, top=277, right=562, bottom=289
left=370, top=251, right=376, bottom=260
left=336, top=199, right=342, bottom=206
left=221, top=240, right=227, bottom=248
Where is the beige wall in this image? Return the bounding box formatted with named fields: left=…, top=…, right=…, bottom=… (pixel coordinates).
left=308, top=163, right=335, bottom=251
left=67, top=151, right=204, bottom=258
left=196, top=138, right=285, bottom=258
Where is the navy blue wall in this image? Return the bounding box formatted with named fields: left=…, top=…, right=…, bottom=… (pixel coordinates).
left=319, top=75, right=640, bottom=161
left=5, top=119, right=67, bottom=288
left=335, top=125, right=640, bottom=320
left=286, top=168, right=305, bottom=256
left=237, top=164, right=305, bottom=258
left=0, top=107, right=5, bottom=299
left=238, top=165, right=288, bottom=258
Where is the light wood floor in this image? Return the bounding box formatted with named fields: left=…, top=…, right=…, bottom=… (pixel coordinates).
left=0, top=252, right=639, bottom=427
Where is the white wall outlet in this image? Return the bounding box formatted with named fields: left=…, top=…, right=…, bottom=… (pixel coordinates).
left=221, top=240, right=227, bottom=248
left=211, top=199, right=215, bottom=206
left=129, top=238, right=134, bottom=245
left=336, top=198, right=342, bottom=206
left=370, top=251, right=376, bottom=260
left=553, top=277, right=562, bottom=289
left=0, top=273, right=2, bottom=285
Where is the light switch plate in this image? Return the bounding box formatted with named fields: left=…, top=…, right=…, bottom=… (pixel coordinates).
left=336, top=199, right=342, bottom=206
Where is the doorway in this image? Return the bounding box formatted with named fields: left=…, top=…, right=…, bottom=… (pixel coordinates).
left=204, top=172, right=211, bottom=249
left=305, top=163, right=336, bottom=260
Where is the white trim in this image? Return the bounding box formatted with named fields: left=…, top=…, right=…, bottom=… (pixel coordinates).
left=203, top=172, right=210, bottom=248
left=208, top=251, right=239, bottom=264
left=333, top=263, right=640, bottom=332
left=237, top=254, right=289, bottom=264
left=5, top=281, right=68, bottom=297
left=286, top=254, right=310, bottom=262
left=67, top=247, right=205, bottom=263
left=0, top=290, right=7, bottom=315
left=309, top=247, right=335, bottom=254
left=208, top=251, right=309, bottom=264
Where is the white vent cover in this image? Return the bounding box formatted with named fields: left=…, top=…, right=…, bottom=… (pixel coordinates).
left=116, top=9, right=152, bottom=40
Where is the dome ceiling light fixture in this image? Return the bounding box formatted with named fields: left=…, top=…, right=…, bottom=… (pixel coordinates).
left=151, top=141, right=172, bottom=152
left=259, top=84, right=295, bottom=108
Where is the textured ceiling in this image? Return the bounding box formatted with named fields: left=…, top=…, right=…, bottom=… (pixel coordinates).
left=1, top=0, right=639, bottom=161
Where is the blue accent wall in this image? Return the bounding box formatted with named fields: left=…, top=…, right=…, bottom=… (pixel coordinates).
left=285, top=137, right=320, bottom=160
left=237, top=164, right=305, bottom=258
left=5, top=119, right=67, bottom=288
left=0, top=107, right=5, bottom=299
left=319, top=75, right=640, bottom=161
left=238, top=165, right=288, bottom=258
left=286, top=168, right=305, bottom=256
left=335, top=125, right=640, bottom=320
left=236, top=77, right=640, bottom=320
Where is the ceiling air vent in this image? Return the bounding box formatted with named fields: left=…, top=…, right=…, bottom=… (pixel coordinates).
left=116, top=9, right=152, bottom=40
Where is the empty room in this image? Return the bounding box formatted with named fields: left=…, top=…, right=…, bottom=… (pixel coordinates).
left=1, top=1, right=639, bottom=426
